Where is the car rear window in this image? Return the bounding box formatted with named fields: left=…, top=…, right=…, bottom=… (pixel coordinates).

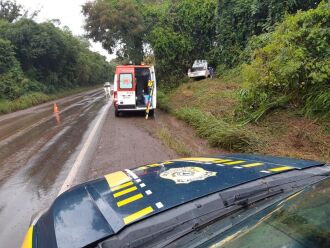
left=119, top=73, right=133, bottom=89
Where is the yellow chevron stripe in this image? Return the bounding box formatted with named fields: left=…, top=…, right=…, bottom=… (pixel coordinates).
left=21, top=226, right=33, bottom=248
left=105, top=171, right=130, bottom=188
left=123, top=206, right=154, bottom=224
left=117, top=193, right=143, bottom=207
left=269, top=166, right=294, bottom=172
left=242, top=163, right=264, bottom=168
left=111, top=181, right=134, bottom=192
left=136, top=166, right=149, bottom=171
left=162, top=161, right=174, bottom=164
left=223, top=160, right=245, bottom=165
left=213, top=159, right=232, bottom=163
left=113, top=186, right=138, bottom=198
left=148, top=163, right=161, bottom=167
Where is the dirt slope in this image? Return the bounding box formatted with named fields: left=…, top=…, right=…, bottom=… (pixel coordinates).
left=159, top=78, right=330, bottom=162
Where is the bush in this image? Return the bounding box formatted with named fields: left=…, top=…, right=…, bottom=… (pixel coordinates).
left=303, top=90, right=330, bottom=118
left=157, top=90, right=172, bottom=112
left=240, top=1, right=330, bottom=119
left=176, top=108, right=260, bottom=152
left=0, top=92, right=50, bottom=114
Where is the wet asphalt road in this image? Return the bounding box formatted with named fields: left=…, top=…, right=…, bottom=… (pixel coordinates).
left=0, top=89, right=178, bottom=248
left=0, top=89, right=106, bottom=248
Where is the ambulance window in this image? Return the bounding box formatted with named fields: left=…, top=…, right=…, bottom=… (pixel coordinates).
left=119, top=74, right=133, bottom=89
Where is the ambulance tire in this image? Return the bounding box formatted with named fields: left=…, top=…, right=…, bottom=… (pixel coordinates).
left=115, top=109, right=120, bottom=117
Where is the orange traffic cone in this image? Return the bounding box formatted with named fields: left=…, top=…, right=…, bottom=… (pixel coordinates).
left=53, top=103, right=59, bottom=113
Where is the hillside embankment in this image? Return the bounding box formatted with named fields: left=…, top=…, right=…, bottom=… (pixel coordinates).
left=157, top=78, right=329, bottom=163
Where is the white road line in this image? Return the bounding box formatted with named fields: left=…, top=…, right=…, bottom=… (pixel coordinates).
left=233, top=166, right=243, bottom=169
left=58, top=101, right=112, bottom=196
left=260, top=170, right=271, bottom=174
left=136, top=179, right=142, bottom=183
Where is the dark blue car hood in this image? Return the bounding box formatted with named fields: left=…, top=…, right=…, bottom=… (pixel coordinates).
left=31, top=154, right=326, bottom=248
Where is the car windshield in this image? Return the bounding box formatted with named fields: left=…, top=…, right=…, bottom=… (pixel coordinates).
left=191, top=67, right=205, bottom=72
left=202, top=177, right=330, bottom=248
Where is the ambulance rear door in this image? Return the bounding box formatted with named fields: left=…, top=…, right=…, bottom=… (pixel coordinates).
left=117, top=67, right=136, bottom=109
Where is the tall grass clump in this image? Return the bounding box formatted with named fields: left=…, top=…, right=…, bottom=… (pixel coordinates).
left=157, top=90, right=172, bottom=113
left=0, top=86, right=97, bottom=115
left=0, top=92, right=50, bottom=114
left=239, top=1, right=330, bottom=121
left=176, top=108, right=259, bottom=152
left=303, top=90, right=330, bottom=119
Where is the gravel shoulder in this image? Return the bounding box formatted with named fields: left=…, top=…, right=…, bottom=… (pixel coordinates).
left=87, top=108, right=178, bottom=180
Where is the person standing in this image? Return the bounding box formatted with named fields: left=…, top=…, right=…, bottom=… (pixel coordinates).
left=104, top=82, right=111, bottom=99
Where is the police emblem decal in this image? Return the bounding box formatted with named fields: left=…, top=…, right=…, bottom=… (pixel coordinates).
left=160, top=167, right=217, bottom=184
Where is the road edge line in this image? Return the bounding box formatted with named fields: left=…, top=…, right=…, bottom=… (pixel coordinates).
left=58, top=100, right=112, bottom=196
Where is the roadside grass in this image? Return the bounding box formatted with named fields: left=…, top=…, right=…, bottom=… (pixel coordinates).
left=156, top=127, right=192, bottom=156
left=0, top=92, right=51, bottom=114
left=0, top=86, right=100, bottom=115
left=157, top=90, right=172, bottom=113
left=175, top=108, right=260, bottom=152
left=158, top=78, right=329, bottom=162
left=167, top=79, right=239, bottom=120
left=157, top=79, right=260, bottom=152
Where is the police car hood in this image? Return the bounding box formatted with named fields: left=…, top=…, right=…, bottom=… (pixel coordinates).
left=33, top=154, right=326, bottom=248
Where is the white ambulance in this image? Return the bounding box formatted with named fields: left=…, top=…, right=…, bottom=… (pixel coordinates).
left=113, top=65, right=156, bottom=117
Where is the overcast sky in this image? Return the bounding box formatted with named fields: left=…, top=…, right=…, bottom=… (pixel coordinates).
left=16, top=0, right=114, bottom=61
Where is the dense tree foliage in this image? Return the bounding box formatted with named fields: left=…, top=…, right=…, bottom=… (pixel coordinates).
left=83, top=0, right=218, bottom=81
left=0, top=0, right=22, bottom=23
left=83, top=0, right=327, bottom=118
left=83, top=0, right=322, bottom=83
left=240, top=1, right=330, bottom=119
left=214, top=0, right=322, bottom=67
left=82, top=0, right=145, bottom=63
left=144, top=0, right=218, bottom=81
left=0, top=18, right=113, bottom=101
left=1, top=0, right=327, bottom=119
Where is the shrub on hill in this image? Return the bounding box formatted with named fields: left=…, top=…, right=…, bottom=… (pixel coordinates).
left=239, top=1, right=330, bottom=120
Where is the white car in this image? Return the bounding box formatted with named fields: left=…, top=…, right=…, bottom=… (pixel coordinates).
left=188, top=60, right=210, bottom=79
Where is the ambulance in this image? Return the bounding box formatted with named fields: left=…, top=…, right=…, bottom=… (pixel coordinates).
left=113, top=65, right=156, bottom=117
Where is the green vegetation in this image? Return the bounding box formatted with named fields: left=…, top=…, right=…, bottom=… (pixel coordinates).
left=157, top=79, right=260, bottom=152
left=82, top=0, right=145, bottom=63
left=0, top=1, right=113, bottom=113
left=215, top=0, right=321, bottom=67
left=0, top=0, right=328, bottom=158
left=240, top=2, right=330, bottom=120
left=157, top=90, right=171, bottom=113
left=157, top=127, right=192, bottom=156
left=83, top=0, right=328, bottom=122
left=159, top=79, right=329, bottom=161
left=83, top=0, right=218, bottom=82
left=176, top=108, right=259, bottom=152
left=0, top=86, right=98, bottom=114
left=0, top=92, right=50, bottom=114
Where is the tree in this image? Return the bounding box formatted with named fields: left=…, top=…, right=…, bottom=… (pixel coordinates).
left=82, top=0, right=145, bottom=63
left=214, top=0, right=322, bottom=67
left=0, top=0, right=22, bottom=23
left=0, top=17, right=113, bottom=99
left=240, top=1, right=330, bottom=119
